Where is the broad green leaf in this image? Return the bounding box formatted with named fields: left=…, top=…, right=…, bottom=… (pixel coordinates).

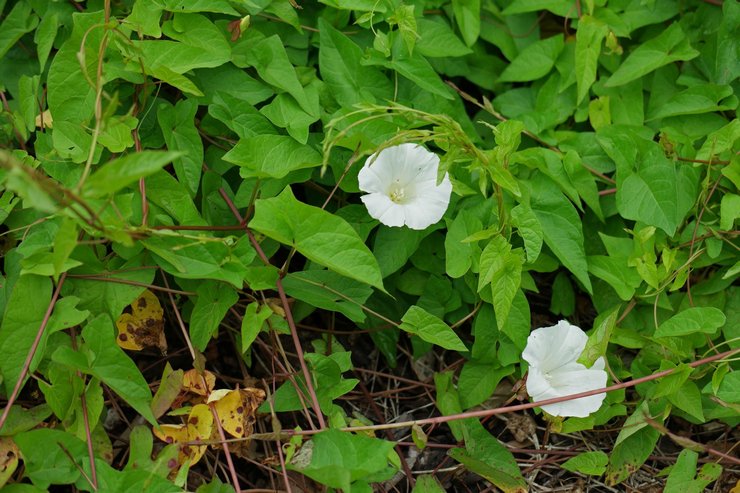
left=587, top=255, right=642, bottom=301
left=14, top=429, right=87, bottom=489
left=416, top=18, right=472, bottom=58
left=606, top=426, right=660, bottom=485
left=142, top=234, right=253, bottom=288
left=125, top=1, right=162, bottom=37
left=562, top=451, right=608, bottom=476
left=716, top=372, right=739, bottom=403
left=145, top=170, right=206, bottom=225
left=575, top=16, right=608, bottom=104
left=511, top=202, right=543, bottom=263
left=250, top=187, right=384, bottom=291
left=157, top=99, right=203, bottom=197
left=400, top=306, right=467, bottom=352
left=458, top=362, right=513, bottom=409
left=389, top=47, right=454, bottom=100
left=616, top=146, right=700, bottom=236
left=34, top=12, right=58, bottom=70
left=530, top=174, right=592, bottom=293
left=664, top=449, right=723, bottom=493
left=189, top=281, right=239, bottom=351
left=134, top=13, right=231, bottom=75
left=318, top=19, right=393, bottom=106
left=445, top=209, right=483, bottom=278
left=606, top=23, right=699, bottom=87
left=654, top=307, right=726, bottom=337
left=242, top=35, right=313, bottom=114
left=0, top=274, right=52, bottom=396
left=0, top=405, right=52, bottom=437
left=452, top=0, right=480, bottom=47
left=580, top=307, right=618, bottom=367
left=0, top=1, right=39, bottom=60
left=499, top=35, right=564, bottom=82
left=83, top=151, right=182, bottom=197
left=647, top=84, right=736, bottom=121
left=412, top=475, right=445, bottom=493
left=667, top=380, right=704, bottom=422
left=290, top=429, right=398, bottom=491
left=720, top=194, right=740, bottom=231
left=208, top=92, right=277, bottom=139
left=282, top=270, right=373, bottom=323
left=478, top=235, right=524, bottom=330
left=503, top=0, right=573, bottom=16
left=373, top=227, right=427, bottom=278
left=450, top=422, right=527, bottom=493
left=82, top=315, right=156, bottom=424
left=240, top=302, right=272, bottom=353
left=260, top=90, right=320, bottom=144
left=45, top=12, right=101, bottom=125
left=222, top=135, right=322, bottom=179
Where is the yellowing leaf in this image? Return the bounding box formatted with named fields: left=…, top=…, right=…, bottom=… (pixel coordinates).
left=182, top=369, right=216, bottom=396
left=212, top=387, right=266, bottom=439
left=34, top=109, right=53, bottom=129
left=153, top=404, right=214, bottom=468
left=0, top=437, right=19, bottom=488
left=115, top=289, right=166, bottom=352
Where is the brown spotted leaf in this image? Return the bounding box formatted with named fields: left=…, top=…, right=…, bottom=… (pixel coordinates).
left=115, top=289, right=166, bottom=352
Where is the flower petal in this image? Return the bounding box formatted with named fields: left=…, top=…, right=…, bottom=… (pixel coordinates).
left=361, top=193, right=405, bottom=227
left=358, top=156, right=394, bottom=194
left=526, top=361, right=608, bottom=417
left=522, top=320, right=589, bottom=373
left=401, top=175, right=452, bottom=229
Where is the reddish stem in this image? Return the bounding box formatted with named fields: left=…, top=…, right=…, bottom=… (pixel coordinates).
left=219, top=189, right=326, bottom=430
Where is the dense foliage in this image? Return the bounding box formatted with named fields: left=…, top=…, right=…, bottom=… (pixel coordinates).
left=0, top=0, right=738, bottom=491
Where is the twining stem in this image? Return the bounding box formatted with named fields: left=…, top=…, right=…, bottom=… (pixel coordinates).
left=219, top=189, right=327, bottom=430
left=0, top=273, right=67, bottom=431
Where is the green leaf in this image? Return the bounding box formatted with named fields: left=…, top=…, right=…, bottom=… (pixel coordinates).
left=450, top=422, right=527, bottom=493
left=222, top=135, right=322, bottom=179
left=83, top=151, right=182, bottom=197
left=575, top=15, right=608, bottom=104
left=606, top=23, right=699, bottom=87
left=208, top=92, right=277, bottom=139
left=716, top=372, right=740, bottom=403
left=606, top=425, right=660, bottom=485
left=416, top=18, right=472, bottom=58
left=647, top=84, right=736, bottom=121
left=511, top=202, right=543, bottom=263
left=34, top=12, right=58, bottom=70
left=720, top=194, right=740, bottom=231
left=318, top=19, right=393, bottom=106
left=0, top=405, right=52, bottom=436
left=399, top=306, right=467, bottom=352
left=412, top=475, right=446, bottom=493
left=667, top=380, right=704, bottom=422
left=240, top=302, right=272, bottom=353
left=0, top=274, right=52, bottom=396
left=615, top=145, right=700, bottom=236
left=0, top=1, right=39, bottom=60
left=452, top=0, right=480, bottom=47
left=157, top=99, right=204, bottom=197
left=189, top=281, right=239, bottom=351
left=654, top=307, right=726, bottom=338
left=478, top=235, right=523, bottom=330
left=665, top=449, right=722, bottom=493
left=260, top=91, right=320, bottom=144
left=530, top=174, right=592, bottom=293
left=562, top=451, right=608, bottom=476
left=499, top=35, right=564, bottom=82
left=587, top=255, right=642, bottom=300
left=445, top=209, right=482, bottom=278
left=250, top=187, right=384, bottom=291
left=282, top=270, right=373, bottom=323
left=290, top=429, right=398, bottom=491
left=389, top=48, right=454, bottom=100
left=134, top=13, right=231, bottom=75
left=243, top=34, right=314, bottom=115
left=458, top=362, right=513, bottom=409
left=82, top=315, right=156, bottom=424
left=14, top=429, right=87, bottom=489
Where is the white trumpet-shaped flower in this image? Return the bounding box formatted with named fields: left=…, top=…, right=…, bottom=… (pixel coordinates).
left=522, top=320, right=608, bottom=418
left=358, top=143, right=452, bottom=230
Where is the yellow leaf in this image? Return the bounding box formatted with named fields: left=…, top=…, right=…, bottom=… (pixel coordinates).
left=182, top=369, right=215, bottom=396
left=34, top=110, right=53, bottom=129
left=115, top=290, right=166, bottom=352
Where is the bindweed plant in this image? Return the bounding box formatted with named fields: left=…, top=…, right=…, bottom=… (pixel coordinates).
left=0, top=0, right=738, bottom=492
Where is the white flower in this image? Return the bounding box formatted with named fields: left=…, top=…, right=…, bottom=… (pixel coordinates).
left=522, top=320, right=608, bottom=418
left=358, top=143, right=452, bottom=230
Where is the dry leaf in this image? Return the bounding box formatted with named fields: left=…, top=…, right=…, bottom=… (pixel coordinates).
left=116, top=290, right=167, bottom=353
left=34, top=109, right=53, bottom=129
left=0, top=437, right=19, bottom=488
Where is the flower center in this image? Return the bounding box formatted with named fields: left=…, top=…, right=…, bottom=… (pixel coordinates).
left=389, top=186, right=406, bottom=204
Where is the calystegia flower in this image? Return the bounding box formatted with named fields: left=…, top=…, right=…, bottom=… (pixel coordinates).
left=358, top=143, right=453, bottom=230
left=522, top=320, right=608, bottom=417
